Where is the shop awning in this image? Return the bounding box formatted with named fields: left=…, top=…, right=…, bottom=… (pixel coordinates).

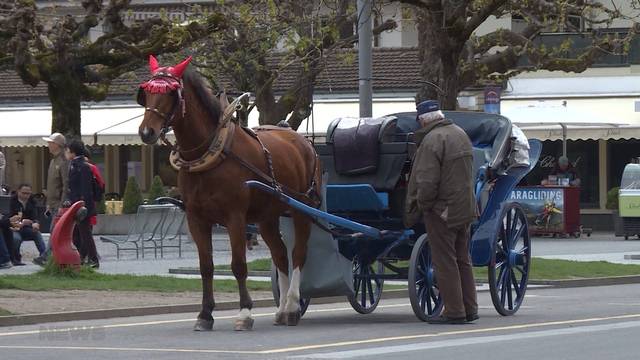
left=500, top=104, right=640, bottom=141
left=0, top=98, right=418, bottom=147
left=0, top=105, right=171, bottom=147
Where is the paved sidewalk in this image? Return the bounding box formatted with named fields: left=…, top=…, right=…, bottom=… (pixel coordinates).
left=2, top=231, right=640, bottom=277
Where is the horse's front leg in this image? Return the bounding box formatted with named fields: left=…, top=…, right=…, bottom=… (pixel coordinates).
left=285, top=212, right=311, bottom=326
left=228, top=215, right=254, bottom=331
left=188, top=215, right=215, bottom=331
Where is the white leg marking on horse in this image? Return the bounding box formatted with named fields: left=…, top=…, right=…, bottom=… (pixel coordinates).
left=238, top=308, right=252, bottom=320
left=277, top=269, right=290, bottom=314
left=284, top=267, right=301, bottom=313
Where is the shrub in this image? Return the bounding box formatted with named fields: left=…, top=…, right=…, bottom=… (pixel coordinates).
left=606, top=187, right=620, bottom=210
left=123, top=176, right=144, bottom=214
left=147, top=175, right=167, bottom=204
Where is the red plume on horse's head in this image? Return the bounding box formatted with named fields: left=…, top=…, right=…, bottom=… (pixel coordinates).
left=170, top=56, right=192, bottom=78
left=148, top=55, right=159, bottom=74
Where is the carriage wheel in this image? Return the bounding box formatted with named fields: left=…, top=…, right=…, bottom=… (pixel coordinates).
left=348, top=257, right=384, bottom=314
left=270, top=262, right=310, bottom=317
left=489, top=202, right=531, bottom=316
left=408, top=234, right=443, bottom=321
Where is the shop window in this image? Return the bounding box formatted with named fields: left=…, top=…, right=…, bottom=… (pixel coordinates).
left=153, top=145, right=178, bottom=187
left=119, top=145, right=142, bottom=193
left=608, top=139, right=640, bottom=191
left=522, top=139, right=599, bottom=208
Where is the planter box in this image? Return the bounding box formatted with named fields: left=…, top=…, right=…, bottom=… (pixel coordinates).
left=93, top=214, right=135, bottom=235
left=613, top=210, right=624, bottom=237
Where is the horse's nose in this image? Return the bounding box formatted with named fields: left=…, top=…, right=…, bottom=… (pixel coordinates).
left=139, top=126, right=155, bottom=144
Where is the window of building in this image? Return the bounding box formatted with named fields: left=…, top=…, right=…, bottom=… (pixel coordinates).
left=119, top=145, right=142, bottom=193
left=522, top=139, right=599, bottom=208
left=608, top=139, right=640, bottom=191
left=153, top=145, right=178, bottom=188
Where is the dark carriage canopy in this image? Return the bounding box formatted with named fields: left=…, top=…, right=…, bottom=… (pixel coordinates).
left=319, top=111, right=513, bottom=192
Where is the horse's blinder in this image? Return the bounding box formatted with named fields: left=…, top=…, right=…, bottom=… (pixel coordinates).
left=138, top=74, right=185, bottom=136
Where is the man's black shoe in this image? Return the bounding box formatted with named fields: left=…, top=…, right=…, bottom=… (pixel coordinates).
left=0, top=262, right=12, bottom=269
left=466, top=313, right=479, bottom=322
left=32, top=257, right=46, bottom=266
left=12, top=261, right=26, bottom=266
left=88, top=260, right=99, bottom=269
left=426, top=315, right=467, bottom=325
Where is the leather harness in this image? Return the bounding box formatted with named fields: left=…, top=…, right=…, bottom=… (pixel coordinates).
left=142, top=87, right=320, bottom=207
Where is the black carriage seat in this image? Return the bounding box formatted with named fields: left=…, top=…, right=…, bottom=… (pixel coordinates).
left=317, top=116, right=413, bottom=215
left=326, top=116, right=398, bottom=175
left=388, top=111, right=512, bottom=175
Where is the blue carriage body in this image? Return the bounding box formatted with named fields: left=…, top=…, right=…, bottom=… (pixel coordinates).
left=247, top=110, right=542, bottom=318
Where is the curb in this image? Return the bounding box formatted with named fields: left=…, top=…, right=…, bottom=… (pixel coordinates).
left=529, top=274, right=640, bottom=288
left=2, top=276, right=640, bottom=327
left=0, top=290, right=408, bottom=328
left=169, top=268, right=271, bottom=277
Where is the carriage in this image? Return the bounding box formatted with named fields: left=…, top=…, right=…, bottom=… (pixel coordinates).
left=248, top=111, right=542, bottom=321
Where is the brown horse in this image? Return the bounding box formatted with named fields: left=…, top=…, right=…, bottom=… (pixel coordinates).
left=137, top=56, right=321, bottom=331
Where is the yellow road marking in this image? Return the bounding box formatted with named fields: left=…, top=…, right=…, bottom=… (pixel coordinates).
left=0, top=313, right=639, bottom=355
left=0, top=303, right=410, bottom=338
left=262, top=313, right=640, bottom=354
left=0, top=345, right=258, bottom=354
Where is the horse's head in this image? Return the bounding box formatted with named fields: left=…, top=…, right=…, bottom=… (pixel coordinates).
left=137, top=55, right=192, bottom=144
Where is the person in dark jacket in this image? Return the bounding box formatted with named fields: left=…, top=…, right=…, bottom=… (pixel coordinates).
left=404, top=100, right=478, bottom=324
left=65, top=139, right=99, bottom=268
left=10, top=184, right=46, bottom=262
left=0, top=214, right=20, bottom=269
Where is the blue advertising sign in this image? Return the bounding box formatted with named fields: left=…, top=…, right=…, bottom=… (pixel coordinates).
left=510, top=187, right=564, bottom=232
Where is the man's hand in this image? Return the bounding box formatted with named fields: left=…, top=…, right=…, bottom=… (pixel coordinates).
left=22, top=219, right=33, bottom=226
left=9, top=214, right=21, bottom=224
left=33, top=223, right=40, bottom=232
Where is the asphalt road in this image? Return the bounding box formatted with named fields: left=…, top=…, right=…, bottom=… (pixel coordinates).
left=1, top=284, right=639, bottom=360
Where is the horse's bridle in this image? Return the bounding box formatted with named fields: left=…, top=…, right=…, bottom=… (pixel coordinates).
left=138, top=72, right=185, bottom=141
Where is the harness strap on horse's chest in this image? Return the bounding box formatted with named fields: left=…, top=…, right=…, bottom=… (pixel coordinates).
left=227, top=129, right=320, bottom=208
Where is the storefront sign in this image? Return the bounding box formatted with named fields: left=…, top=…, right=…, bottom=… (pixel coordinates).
left=510, top=187, right=564, bottom=232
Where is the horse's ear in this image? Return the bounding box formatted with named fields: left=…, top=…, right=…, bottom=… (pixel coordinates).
left=149, top=55, right=159, bottom=73
left=219, top=89, right=230, bottom=110
left=172, top=56, right=192, bottom=78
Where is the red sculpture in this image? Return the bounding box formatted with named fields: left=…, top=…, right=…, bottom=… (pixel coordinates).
left=50, top=201, right=85, bottom=268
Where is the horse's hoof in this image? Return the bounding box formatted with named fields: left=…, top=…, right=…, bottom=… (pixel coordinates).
left=193, top=318, right=214, bottom=331
left=286, top=311, right=301, bottom=326
left=234, top=317, right=254, bottom=331
left=274, top=312, right=286, bottom=326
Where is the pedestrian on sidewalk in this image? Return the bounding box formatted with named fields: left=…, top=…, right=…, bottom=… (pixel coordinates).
left=33, top=133, right=69, bottom=266
left=404, top=100, right=478, bottom=324
left=66, top=139, right=99, bottom=268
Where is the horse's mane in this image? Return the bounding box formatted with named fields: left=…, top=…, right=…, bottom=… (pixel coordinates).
left=183, top=68, right=222, bottom=124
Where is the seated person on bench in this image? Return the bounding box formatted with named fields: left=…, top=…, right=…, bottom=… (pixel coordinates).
left=10, top=184, right=46, bottom=263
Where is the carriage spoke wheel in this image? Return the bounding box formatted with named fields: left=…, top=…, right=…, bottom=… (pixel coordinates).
left=408, top=234, right=443, bottom=321
left=348, top=257, right=384, bottom=314
left=489, top=203, right=531, bottom=316
left=270, top=262, right=310, bottom=317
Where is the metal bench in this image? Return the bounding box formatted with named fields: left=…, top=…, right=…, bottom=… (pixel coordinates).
left=156, top=205, right=187, bottom=258
left=100, top=204, right=177, bottom=259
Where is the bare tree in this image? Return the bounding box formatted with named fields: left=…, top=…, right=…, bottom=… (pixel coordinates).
left=0, top=0, right=226, bottom=135
left=394, top=0, right=639, bottom=108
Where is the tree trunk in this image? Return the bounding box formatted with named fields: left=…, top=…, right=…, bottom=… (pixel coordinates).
left=48, top=71, right=82, bottom=137
left=415, top=9, right=463, bottom=110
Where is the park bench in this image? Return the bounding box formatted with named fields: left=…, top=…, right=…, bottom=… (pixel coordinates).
left=100, top=204, right=186, bottom=259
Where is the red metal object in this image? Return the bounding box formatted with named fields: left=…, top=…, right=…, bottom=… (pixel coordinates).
left=51, top=201, right=85, bottom=267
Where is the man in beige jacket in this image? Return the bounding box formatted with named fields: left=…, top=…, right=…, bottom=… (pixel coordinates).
left=33, top=132, right=69, bottom=265
left=405, top=100, right=478, bottom=324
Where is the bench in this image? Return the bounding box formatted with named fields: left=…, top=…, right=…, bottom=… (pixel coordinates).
left=100, top=204, right=186, bottom=259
